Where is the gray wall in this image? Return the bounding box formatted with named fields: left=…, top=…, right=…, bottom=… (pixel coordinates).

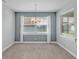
left=56, top=0, right=77, bottom=56
left=15, top=12, right=56, bottom=41
left=2, top=3, right=15, bottom=49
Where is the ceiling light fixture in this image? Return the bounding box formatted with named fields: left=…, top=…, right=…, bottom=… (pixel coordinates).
left=31, top=4, right=41, bottom=24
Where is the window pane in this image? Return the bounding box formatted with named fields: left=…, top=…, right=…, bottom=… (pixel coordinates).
left=61, top=10, right=75, bottom=35
left=24, top=25, right=36, bottom=32
left=24, top=17, right=32, bottom=24
left=62, top=17, right=68, bottom=34
left=36, top=25, right=47, bottom=32
left=23, top=17, right=48, bottom=32
left=63, top=17, right=67, bottom=22
left=68, top=17, right=75, bottom=35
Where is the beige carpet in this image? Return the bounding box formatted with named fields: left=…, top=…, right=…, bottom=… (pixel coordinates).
left=2, top=43, right=76, bottom=59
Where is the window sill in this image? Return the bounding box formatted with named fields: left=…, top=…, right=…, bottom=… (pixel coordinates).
left=60, top=34, right=75, bottom=39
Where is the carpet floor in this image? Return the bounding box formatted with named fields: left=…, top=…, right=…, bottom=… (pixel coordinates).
left=2, top=43, right=76, bottom=59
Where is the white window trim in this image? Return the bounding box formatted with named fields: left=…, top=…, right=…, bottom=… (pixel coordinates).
left=59, top=8, right=76, bottom=39
left=20, top=16, right=51, bottom=43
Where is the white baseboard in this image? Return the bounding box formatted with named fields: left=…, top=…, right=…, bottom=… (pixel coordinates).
left=2, top=42, right=15, bottom=52
left=14, top=41, right=47, bottom=43
left=57, top=42, right=77, bottom=58
left=14, top=41, right=57, bottom=44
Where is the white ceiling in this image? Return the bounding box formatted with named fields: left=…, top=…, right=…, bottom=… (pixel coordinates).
left=3, top=0, right=72, bottom=12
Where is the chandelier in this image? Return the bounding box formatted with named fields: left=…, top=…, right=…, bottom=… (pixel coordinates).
left=31, top=4, right=41, bottom=24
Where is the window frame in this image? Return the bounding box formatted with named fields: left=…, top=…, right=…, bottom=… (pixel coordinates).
left=59, top=8, right=76, bottom=39
left=20, top=16, right=51, bottom=42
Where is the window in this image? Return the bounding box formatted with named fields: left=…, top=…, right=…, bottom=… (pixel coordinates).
left=61, top=10, right=75, bottom=36
left=21, top=16, right=51, bottom=42
left=23, top=17, right=48, bottom=33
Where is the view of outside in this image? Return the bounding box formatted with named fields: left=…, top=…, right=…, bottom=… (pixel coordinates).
left=24, top=17, right=48, bottom=32
left=61, top=11, right=75, bottom=35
